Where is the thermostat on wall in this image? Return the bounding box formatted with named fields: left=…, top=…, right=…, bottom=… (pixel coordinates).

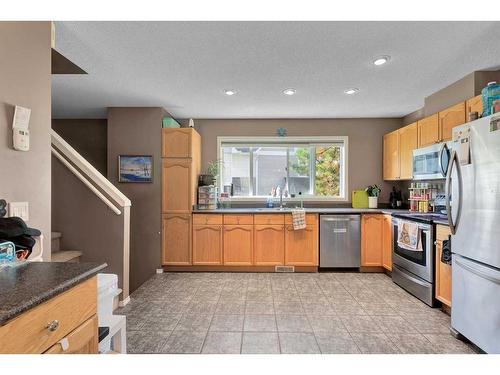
left=12, top=105, right=31, bottom=152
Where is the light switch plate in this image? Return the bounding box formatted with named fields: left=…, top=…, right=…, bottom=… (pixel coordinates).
left=8, top=202, right=29, bottom=221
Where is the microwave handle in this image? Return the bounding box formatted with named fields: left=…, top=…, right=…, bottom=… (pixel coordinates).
left=438, top=143, right=448, bottom=176
left=445, top=150, right=462, bottom=235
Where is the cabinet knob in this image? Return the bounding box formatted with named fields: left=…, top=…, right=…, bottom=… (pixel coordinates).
left=46, top=320, right=60, bottom=332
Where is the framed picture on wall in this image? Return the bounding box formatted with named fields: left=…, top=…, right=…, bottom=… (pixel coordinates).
left=118, top=155, right=153, bottom=183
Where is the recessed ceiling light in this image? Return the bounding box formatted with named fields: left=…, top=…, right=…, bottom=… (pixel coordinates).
left=344, top=88, right=359, bottom=95
left=373, top=56, right=390, bottom=66
left=223, top=89, right=237, bottom=96
left=283, top=88, right=296, bottom=96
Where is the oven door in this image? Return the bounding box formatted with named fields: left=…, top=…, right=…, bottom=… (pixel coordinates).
left=412, top=142, right=450, bottom=180
left=392, top=219, right=434, bottom=282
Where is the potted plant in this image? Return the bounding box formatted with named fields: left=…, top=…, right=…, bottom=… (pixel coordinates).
left=206, top=160, right=222, bottom=186
left=365, top=184, right=381, bottom=208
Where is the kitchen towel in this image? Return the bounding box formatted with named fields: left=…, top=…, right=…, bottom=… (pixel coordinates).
left=397, top=219, right=422, bottom=252
left=291, top=209, right=306, bottom=230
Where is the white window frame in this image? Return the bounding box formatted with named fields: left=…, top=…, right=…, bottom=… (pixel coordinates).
left=217, top=136, right=349, bottom=202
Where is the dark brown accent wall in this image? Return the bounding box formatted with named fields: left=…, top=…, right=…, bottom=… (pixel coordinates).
left=187, top=118, right=402, bottom=203
left=107, top=107, right=167, bottom=292
left=52, top=119, right=107, bottom=175
left=0, top=22, right=52, bottom=254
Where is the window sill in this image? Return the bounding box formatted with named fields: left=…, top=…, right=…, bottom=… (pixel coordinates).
left=223, top=196, right=349, bottom=203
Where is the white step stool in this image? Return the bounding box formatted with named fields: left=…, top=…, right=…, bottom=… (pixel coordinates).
left=97, top=273, right=127, bottom=353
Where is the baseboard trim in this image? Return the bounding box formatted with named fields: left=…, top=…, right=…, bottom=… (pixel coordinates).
left=118, top=296, right=130, bottom=307
left=162, top=265, right=318, bottom=273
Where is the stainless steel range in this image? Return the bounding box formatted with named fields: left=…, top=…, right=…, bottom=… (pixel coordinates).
left=391, top=213, right=442, bottom=306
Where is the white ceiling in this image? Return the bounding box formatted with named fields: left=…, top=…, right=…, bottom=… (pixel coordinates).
left=52, top=21, right=500, bottom=119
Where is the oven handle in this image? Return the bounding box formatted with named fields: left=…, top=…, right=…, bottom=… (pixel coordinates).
left=393, top=265, right=430, bottom=287
left=445, top=150, right=462, bottom=235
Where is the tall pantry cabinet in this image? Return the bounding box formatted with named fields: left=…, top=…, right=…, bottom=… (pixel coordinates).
left=161, top=128, right=201, bottom=265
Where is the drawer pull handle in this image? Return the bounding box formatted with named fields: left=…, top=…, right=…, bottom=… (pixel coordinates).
left=46, top=320, right=60, bottom=332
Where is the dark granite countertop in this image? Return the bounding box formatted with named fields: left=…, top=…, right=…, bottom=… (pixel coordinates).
left=192, top=207, right=407, bottom=214
left=0, top=262, right=107, bottom=325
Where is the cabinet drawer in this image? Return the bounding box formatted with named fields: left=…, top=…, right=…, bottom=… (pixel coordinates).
left=284, top=214, right=317, bottom=226
left=192, top=214, right=223, bottom=225
left=254, top=214, right=284, bottom=225
left=0, top=277, right=97, bottom=354
left=44, top=315, right=98, bottom=354
left=223, top=214, right=254, bottom=225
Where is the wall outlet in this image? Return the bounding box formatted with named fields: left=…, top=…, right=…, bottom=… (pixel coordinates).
left=8, top=202, right=29, bottom=221
left=156, top=268, right=164, bottom=274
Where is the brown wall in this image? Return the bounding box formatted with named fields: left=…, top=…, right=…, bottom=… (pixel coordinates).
left=107, top=107, right=167, bottom=292
left=52, top=119, right=107, bottom=174
left=0, top=22, right=52, bottom=256
left=188, top=118, right=402, bottom=203
left=52, top=156, right=125, bottom=285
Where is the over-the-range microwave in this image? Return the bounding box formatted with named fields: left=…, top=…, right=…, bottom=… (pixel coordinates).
left=412, top=141, right=453, bottom=180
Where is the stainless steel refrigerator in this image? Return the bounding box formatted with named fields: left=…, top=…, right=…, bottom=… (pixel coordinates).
left=446, top=114, right=500, bottom=353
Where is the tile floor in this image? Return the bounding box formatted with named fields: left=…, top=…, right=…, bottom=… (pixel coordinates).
left=117, top=272, right=476, bottom=354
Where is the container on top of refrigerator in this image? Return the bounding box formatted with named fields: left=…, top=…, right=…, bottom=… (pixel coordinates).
left=481, top=81, right=500, bottom=117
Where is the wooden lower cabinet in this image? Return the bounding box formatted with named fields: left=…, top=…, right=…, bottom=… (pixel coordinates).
left=162, top=214, right=191, bottom=265
left=45, top=315, right=98, bottom=354
left=382, top=214, right=393, bottom=271
left=284, top=225, right=318, bottom=266
left=435, top=225, right=452, bottom=306
left=361, top=214, right=384, bottom=267
left=192, top=224, right=223, bottom=265
left=254, top=225, right=285, bottom=266
left=223, top=225, right=253, bottom=265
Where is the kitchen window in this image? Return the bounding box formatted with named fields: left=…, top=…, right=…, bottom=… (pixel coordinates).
left=217, top=136, right=348, bottom=200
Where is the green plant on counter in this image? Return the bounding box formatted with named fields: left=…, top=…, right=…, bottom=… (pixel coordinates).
left=365, top=184, right=381, bottom=197
left=207, top=160, right=222, bottom=179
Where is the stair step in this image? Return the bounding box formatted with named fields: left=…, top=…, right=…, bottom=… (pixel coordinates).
left=51, top=250, right=82, bottom=263
left=51, top=232, right=62, bottom=240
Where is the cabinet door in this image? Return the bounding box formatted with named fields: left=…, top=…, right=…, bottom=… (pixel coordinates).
left=399, top=122, right=418, bottom=180
left=383, top=130, right=400, bottom=180
left=254, top=225, right=284, bottom=266
left=418, top=114, right=439, bottom=147
left=439, top=102, right=466, bottom=141
left=284, top=225, right=318, bottom=266
left=223, top=225, right=253, bottom=265
left=361, top=215, right=383, bottom=266
left=192, top=225, right=222, bottom=265
left=162, top=158, right=192, bottom=213
left=44, top=316, right=98, bottom=354
left=466, top=95, right=483, bottom=120
left=162, top=214, right=191, bottom=265
left=382, top=215, right=392, bottom=271
left=435, top=241, right=452, bottom=306
left=162, top=128, right=192, bottom=158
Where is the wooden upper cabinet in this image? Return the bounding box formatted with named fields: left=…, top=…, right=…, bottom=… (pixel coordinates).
left=162, top=128, right=201, bottom=158
left=466, top=95, right=483, bottom=120
left=399, top=122, right=418, bottom=180
left=361, top=214, right=383, bottom=267
left=382, top=214, right=392, bottom=271
left=418, top=113, right=440, bottom=147
left=162, top=214, right=191, bottom=265
left=254, top=225, right=284, bottom=266
left=383, top=130, right=400, bottom=180
left=192, top=224, right=223, bottom=265
left=223, top=225, right=254, bottom=265
left=284, top=224, right=318, bottom=266
left=162, top=158, right=195, bottom=213
left=439, top=102, right=466, bottom=142
left=435, top=225, right=452, bottom=306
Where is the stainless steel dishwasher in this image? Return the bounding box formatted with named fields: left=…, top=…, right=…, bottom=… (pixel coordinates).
left=320, top=215, right=361, bottom=268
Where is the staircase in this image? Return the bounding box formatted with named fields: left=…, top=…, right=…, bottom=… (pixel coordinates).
left=51, top=231, right=83, bottom=263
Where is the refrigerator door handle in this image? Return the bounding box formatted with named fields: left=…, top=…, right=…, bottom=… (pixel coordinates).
left=438, top=143, right=448, bottom=176
left=445, top=150, right=463, bottom=235
left=455, top=256, right=500, bottom=285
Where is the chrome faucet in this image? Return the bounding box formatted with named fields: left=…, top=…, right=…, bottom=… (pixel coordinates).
left=278, top=177, right=286, bottom=210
